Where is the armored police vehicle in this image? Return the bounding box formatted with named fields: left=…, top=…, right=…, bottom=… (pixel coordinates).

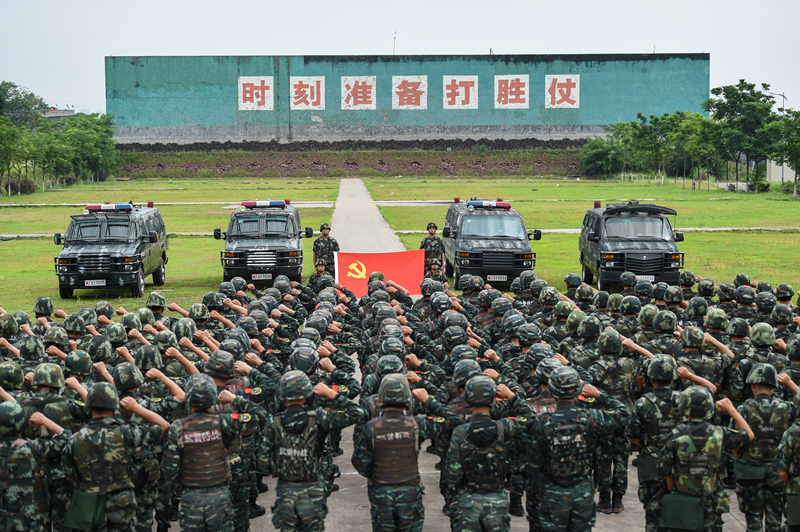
left=214, top=200, right=313, bottom=284
left=579, top=201, right=685, bottom=290
left=442, top=198, right=541, bottom=287
left=54, top=202, right=168, bottom=299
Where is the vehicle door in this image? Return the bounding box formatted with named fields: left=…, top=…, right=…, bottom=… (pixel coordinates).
left=443, top=207, right=457, bottom=263
left=138, top=219, right=152, bottom=274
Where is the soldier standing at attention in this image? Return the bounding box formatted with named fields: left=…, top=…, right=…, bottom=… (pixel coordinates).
left=420, top=222, right=445, bottom=275
left=424, top=258, right=448, bottom=284
left=313, top=223, right=340, bottom=278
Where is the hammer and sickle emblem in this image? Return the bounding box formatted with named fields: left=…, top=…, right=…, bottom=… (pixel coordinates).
left=347, top=261, right=366, bottom=279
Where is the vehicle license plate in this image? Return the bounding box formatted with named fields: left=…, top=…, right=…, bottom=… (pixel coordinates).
left=487, top=275, right=508, bottom=282
left=636, top=275, right=655, bottom=282
left=85, top=280, right=106, bottom=287
left=252, top=273, right=273, bottom=280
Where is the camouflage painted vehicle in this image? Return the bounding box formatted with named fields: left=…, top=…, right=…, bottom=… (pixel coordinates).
left=579, top=201, right=685, bottom=290
left=214, top=200, right=313, bottom=284
left=54, top=202, right=168, bottom=299
left=442, top=198, right=541, bottom=285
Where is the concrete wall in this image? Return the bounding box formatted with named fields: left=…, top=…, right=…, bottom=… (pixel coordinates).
left=767, top=160, right=797, bottom=183
left=106, top=54, right=710, bottom=144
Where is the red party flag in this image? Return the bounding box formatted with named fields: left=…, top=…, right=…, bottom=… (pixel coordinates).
left=334, top=250, right=425, bottom=298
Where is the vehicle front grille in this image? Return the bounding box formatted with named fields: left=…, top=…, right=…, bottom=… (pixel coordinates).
left=625, top=255, right=663, bottom=276
left=482, top=252, right=514, bottom=270
left=247, top=251, right=277, bottom=268
left=77, top=254, right=111, bottom=273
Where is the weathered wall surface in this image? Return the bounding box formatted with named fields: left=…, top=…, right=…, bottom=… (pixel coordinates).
left=106, top=54, right=709, bottom=144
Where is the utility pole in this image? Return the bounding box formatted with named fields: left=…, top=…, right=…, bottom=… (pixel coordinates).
left=393, top=31, right=396, bottom=55
left=769, top=91, right=789, bottom=183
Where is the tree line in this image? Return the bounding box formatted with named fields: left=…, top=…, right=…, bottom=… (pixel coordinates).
left=0, top=81, right=119, bottom=195
left=580, top=80, right=800, bottom=197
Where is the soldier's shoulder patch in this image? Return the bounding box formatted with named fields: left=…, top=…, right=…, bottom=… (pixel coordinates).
left=74, top=400, right=85, bottom=407
left=585, top=397, right=596, bottom=403
left=241, top=413, right=252, bottom=423
left=151, top=397, right=163, bottom=403
left=433, top=416, right=445, bottom=423
left=338, top=385, right=348, bottom=393
left=515, top=416, right=528, bottom=423
left=252, top=387, right=262, bottom=395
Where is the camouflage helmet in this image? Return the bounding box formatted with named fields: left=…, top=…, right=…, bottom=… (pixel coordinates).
left=380, top=324, right=404, bottom=342
left=430, top=293, right=453, bottom=314
left=188, top=303, right=210, bottom=321
left=524, top=343, right=556, bottom=368
left=457, top=274, right=472, bottom=291
left=530, top=279, right=548, bottom=298
left=217, top=283, right=236, bottom=299
left=686, top=297, right=708, bottom=318
left=185, top=373, right=218, bottom=409
left=786, top=336, right=800, bottom=362
left=576, top=284, right=594, bottom=302
left=502, top=312, right=527, bottom=337
left=114, top=362, right=144, bottom=391
left=290, top=338, right=317, bottom=352
left=238, top=317, right=259, bottom=337
left=120, top=312, right=142, bottom=332
left=491, top=297, right=513, bottom=316
left=146, top=291, right=167, bottom=309
left=470, top=276, right=485, bottom=292
left=218, top=340, right=245, bottom=362
left=750, top=322, right=776, bottom=348
left=535, top=357, right=563, bottom=384
left=174, top=318, right=196, bottom=341
left=619, top=271, right=637, bottom=288
left=776, top=283, right=795, bottom=302
left=648, top=354, right=678, bottom=382
left=653, top=282, right=669, bottom=301
left=18, top=335, right=44, bottom=362
left=299, top=327, right=322, bottom=346
left=224, top=329, right=250, bottom=353
left=0, top=401, right=26, bottom=436
left=12, top=311, right=31, bottom=329
left=33, top=296, right=54, bottom=316
left=249, top=310, right=269, bottom=332
left=368, top=271, right=386, bottom=284
left=376, top=355, right=404, bottom=379
left=635, top=279, right=654, bottom=297
left=564, top=273, right=582, bottom=289
left=84, top=336, right=113, bottom=363
left=746, top=362, right=777, bottom=387
left=378, top=373, right=412, bottom=407
left=63, top=314, right=85, bottom=336
left=0, top=361, right=24, bottom=390
left=464, top=375, right=496, bottom=407
left=304, top=316, right=328, bottom=336
left=262, top=287, right=282, bottom=300
left=665, top=285, right=683, bottom=304
left=510, top=277, right=522, bottom=293
left=449, top=345, right=478, bottom=363
left=757, top=281, right=773, bottom=294
left=734, top=273, right=751, bottom=288
left=442, top=311, right=469, bottom=331
left=453, top=359, right=482, bottom=387
left=548, top=366, right=583, bottom=400
left=231, top=276, right=248, bottom=292
left=653, top=310, right=678, bottom=333
left=205, top=350, right=235, bottom=379
left=77, top=308, right=98, bottom=328
left=379, top=337, right=405, bottom=359
left=274, top=278, right=291, bottom=296
left=134, top=345, right=163, bottom=372
left=481, top=289, right=503, bottom=308
left=540, top=287, right=560, bottom=306
left=314, top=258, right=327, bottom=267
left=620, top=295, right=642, bottom=316
left=697, top=278, right=715, bottom=297
left=704, top=308, right=728, bottom=330
left=519, top=270, right=537, bottom=290
left=608, top=294, right=623, bottom=313
left=592, top=291, right=610, bottom=308
left=290, top=347, right=320, bottom=375
left=677, top=385, right=714, bottom=420
left=442, top=326, right=468, bottom=350
left=680, top=326, right=705, bottom=348
left=555, top=301, right=573, bottom=318
left=680, top=270, right=696, bottom=287
left=716, top=283, right=737, bottom=301
left=755, top=292, right=777, bottom=314
left=203, top=291, right=225, bottom=309
left=106, top=323, right=127, bottom=344
left=372, top=290, right=392, bottom=304
left=65, top=350, right=92, bottom=376
left=638, top=304, right=659, bottom=327
left=94, top=300, right=114, bottom=319
left=725, top=318, right=750, bottom=339
left=598, top=329, right=622, bottom=354
left=367, top=280, right=387, bottom=295
left=0, top=313, right=17, bottom=339
left=44, top=326, right=69, bottom=348
left=155, top=330, right=179, bottom=354
left=576, top=315, right=602, bottom=339
left=279, top=370, right=314, bottom=402
left=517, top=323, right=542, bottom=345
left=566, top=310, right=586, bottom=333
left=771, top=304, right=794, bottom=325
left=33, top=363, right=65, bottom=390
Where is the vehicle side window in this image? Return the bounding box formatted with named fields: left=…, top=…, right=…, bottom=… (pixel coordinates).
left=155, top=214, right=165, bottom=233
left=137, top=220, right=146, bottom=239
left=145, top=216, right=156, bottom=235
left=592, top=216, right=601, bottom=235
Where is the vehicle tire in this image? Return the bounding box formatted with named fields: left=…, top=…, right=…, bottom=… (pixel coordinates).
left=596, top=267, right=604, bottom=292
left=453, top=265, right=461, bottom=289
left=59, top=285, right=73, bottom=299
left=292, top=273, right=303, bottom=284
left=582, top=261, right=593, bottom=285
left=223, top=272, right=232, bottom=282
left=152, top=259, right=166, bottom=286
left=131, top=268, right=145, bottom=298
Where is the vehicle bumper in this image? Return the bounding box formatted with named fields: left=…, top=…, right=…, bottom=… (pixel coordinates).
left=599, top=269, right=681, bottom=285
left=223, top=266, right=303, bottom=282
left=454, top=266, right=530, bottom=283
left=57, top=272, right=140, bottom=289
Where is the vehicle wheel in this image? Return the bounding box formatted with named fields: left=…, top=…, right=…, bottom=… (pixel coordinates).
left=596, top=267, right=604, bottom=292
left=582, top=261, right=593, bottom=285
left=223, top=272, right=232, bottom=282
left=453, top=265, right=461, bottom=289
left=131, top=268, right=145, bottom=298
left=152, top=259, right=166, bottom=286
left=59, top=285, right=73, bottom=299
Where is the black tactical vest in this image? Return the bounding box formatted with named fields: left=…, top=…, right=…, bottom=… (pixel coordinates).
left=454, top=421, right=506, bottom=493
left=177, top=413, right=230, bottom=488
left=641, top=390, right=680, bottom=452
left=274, top=412, right=319, bottom=482
left=542, top=409, right=592, bottom=482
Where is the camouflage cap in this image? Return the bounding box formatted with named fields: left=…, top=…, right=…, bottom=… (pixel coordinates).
left=576, top=284, right=594, bottom=302
left=491, top=297, right=513, bottom=316
left=653, top=282, right=669, bottom=301
left=429, top=258, right=442, bottom=267
left=598, top=329, right=623, bottom=354
left=44, top=326, right=69, bottom=348
left=517, top=323, right=542, bottom=345
left=0, top=401, right=26, bottom=436
left=635, top=279, right=654, bottom=296
left=716, top=283, right=736, bottom=301
left=114, top=362, right=145, bottom=391
left=442, top=326, right=468, bottom=350
left=665, top=285, right=684, bottom=304
left=638, top=304, right=659, bottom=327
left=677, top=385, right=714, bottom=420
left=620, top=295, right=642, bottom=316
left=442, top=311, right=469, bottom=331
left=697, top=278, right=715, bottom=297
left=63, top=314, right=85, bottom=335
left=0, top=361, right=24, bottom=390
left=453, top=359, right=482, bottom=387
left=704, top=308, right=728, bottom=330
left=449, top=345, right=478, bottom=363
left=174, top=318, right=196, bottom=341
left=679, top=326, right=705, bottom=348
left=0, top=313, right=18, bottom=339
left=757, top=281, right=773, bottom=294
left=686, top=297, right=708, bottom=318
left=379, top=337, right=405, bottom=358
left=290, top=347, right=319, bottom=375
left=185, top=373, right=218, bottom=409
left=555, top=301, right=573, bottom=318
left=33, top=296, right=54, bottom=316
left=65, top=350, right=92, bottom=376
left=121, top=313, right=142, bottom=332
left=85, top=336, right=113, bottom=363
left=378, top=373, right=412, bottom=407
left=734, top=273, right=751, bottom=288
left=376, top=354, right=404, bottom=379
left=33, top=363, right=64, bottom=390
left=755, top=291, right=777, bottom=314
left=746, top=362, right=777, bottom=387
left=750, top=322, right=775, bottom=348
left=576, top=315, right=602, bottom=339
left=134, top=345, right=163, bottom=372
left=620, top=271, right=637, bottom=288
left=464, top=375, right=496, bottom=407
left=566, top=310, right=586, bottom=334
left=106, top=323, right=127, bottom=344
left=540, top=287, right=560, bottom=306
left=653, top=310, right=678, bottom=333
left=94, top=300, right=115, bottom=319
left=535, top=357, right=563, bottom=384
left=188, top=303, right=210, bottom=321
left=647, top=354, right=678, bottom=382
left=679, top=270, right=696, bottom=287
left=725, top=317, right=750, bottom=339
left=592, top=291, right=610, bottom=309
left=205, top=350, right=235, bottom=379
left=564, top=273, right=582, bottom=288
left=776, top=283, right=795, bottom=301
left=771, top=304, right=794, bottom=325
left=548, top=366, right=583, bottom=400
left=77, top=308, right=98, bottom=328
left=155, top=330, right=179, bottom=354
left=12, top=311, right=31, bottom=328
left=146, top=291, right=167, bottom=308
left=786, top=336, right=800, bottom=362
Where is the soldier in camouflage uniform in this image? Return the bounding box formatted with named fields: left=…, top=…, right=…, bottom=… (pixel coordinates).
left=680, top=270, right=698, bottom=301
left=619, top=271, right=637, bottom=297
left=424, top=258, right=448, bottom=284
left=527, top=366, right=630, bottom=532
left=775, top=386, right=800, bottom=532
left=635, top=279, right=654, bottom=307
left=313, top=223, right=340, bottom=278
left=567, top=315, right=602, bottom=370
left=420, top=222, right=445, bottom=274
left=259, top=371, right=362, bottom=532
left=732, top=363, right=796, bottom=532
left=732, top=323, right=788, bottom=400
left=307, top=259, right=330, bottom=293
left=352, top=374, right=459, bottom=532
left=657, top=386, right=753, bottom=532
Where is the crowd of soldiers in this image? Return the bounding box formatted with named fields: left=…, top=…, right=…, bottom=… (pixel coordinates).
left=2, top=264, right=800, bottom=532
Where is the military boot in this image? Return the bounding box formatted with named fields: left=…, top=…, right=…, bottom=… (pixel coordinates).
left=597, top=491, right=612, bottom=514
left=257, top=477, right=269, bottom=493
left=509, top=494, right=524, bottom=516
left=170, top=500, right=180, bottom=521
left=156, top=524, right=169, bottom=532
left=612, top=492, right=624, bottom=514
left=249, top=498, right=266, bottom=518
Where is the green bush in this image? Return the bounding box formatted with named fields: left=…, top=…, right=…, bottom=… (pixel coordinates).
left=580, top=136, right=623, bottom=177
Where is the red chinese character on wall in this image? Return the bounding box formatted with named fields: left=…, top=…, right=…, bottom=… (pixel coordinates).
left=497, top=78, right=526, bottom=105
left=547, top=77, right=578, bottom=106
left=238, top=76, right=274, bottom=111
left=341, top=77, right=376, bottom=110
left=445, top=79, right=476, bottom=106
left=242, top=80, right=270, bottom=107
left=293, top=80, right=322, bottom=107
left=345, top=81, right=373, bottom=106
left=395, top=80, right=424, bottom=107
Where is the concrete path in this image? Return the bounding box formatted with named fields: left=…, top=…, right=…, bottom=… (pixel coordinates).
left=329, top=178, right=405, bottom=253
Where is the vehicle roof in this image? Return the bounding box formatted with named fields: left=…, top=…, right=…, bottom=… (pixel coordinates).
left=587, top=202, right=676, bottom=217
left=449, top=201, right=522, bottom=217
left=72, top=205, right=161, bottom=221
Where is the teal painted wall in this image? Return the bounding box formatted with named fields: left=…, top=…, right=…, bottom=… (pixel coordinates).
left=106, top=54, right=709, bottom=143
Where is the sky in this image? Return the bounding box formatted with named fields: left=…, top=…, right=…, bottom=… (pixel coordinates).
left=2, top=0, right=797, bottom=114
